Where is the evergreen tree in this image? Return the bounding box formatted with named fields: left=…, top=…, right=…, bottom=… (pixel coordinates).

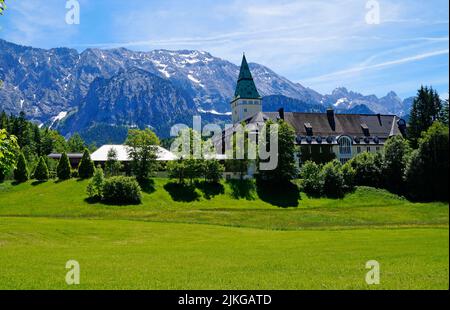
left=33, top=156, right=49, bottom=181
left=0, top=129, right=19, bottom=181
left=13, top=152, right=28, bottom=183
left=0, top=111, right=8, bottom=130
left=438, top=99, right=449, bottom=125
left=78, top=148, right=95, bottom=179
left=33, top=125, right=42, bottom=156
left=67, top=133, right=86, bottom=153
left=408, top=86, right=443, bottom=148
left=57, top=152, right=71, bottom=180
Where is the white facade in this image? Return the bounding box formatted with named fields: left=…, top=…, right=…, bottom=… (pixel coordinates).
left=90, top=145, right=178, bottom=162
left=231, top=98, right=262, bottom=124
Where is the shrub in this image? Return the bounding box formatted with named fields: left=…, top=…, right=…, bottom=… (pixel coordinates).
left=405, top=122, right=449, bottom=201
left=13, top=152, right=28, bottom=183
left=71, top=169, right=79, bottom=178
left=57, top=152, right=71, bottom=180
left=185, top=159, right=204, bottom=184
left=87, top=167, right=105, bottom=200
left=33, top=157, right=49, bottom=181
left=102, top=176, right=142, bottom=205
left=78, top=149, right=95, bottom=179
left=321, top=160, right=345, bottom=198
left=204, top=160, right=224, bottom=183
left=167, top=159, right=186, bottom=184
left=105, top=147, right=122, bottom=177
left=349, top=152, right=383, bottom=188
left=300, top=161, right=323, bottom=197
left=341, top=162, right=356, bottom=191
left=382, top=135, right=411, bottom=194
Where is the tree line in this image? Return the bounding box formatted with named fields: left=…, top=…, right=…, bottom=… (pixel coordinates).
left=0, top=111, right=92, bottom=181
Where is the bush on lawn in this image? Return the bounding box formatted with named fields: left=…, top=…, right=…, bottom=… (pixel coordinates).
left=341, top=161, right=356, bottom=192
left=300, top=161, right=323, bottom=197
left=349, top=152, right=383, bottom=188
left=321, top=160, right=345, bottom=198
left=204, top=160, right=224, bottom=183
left=87, top=167, right=105, bottom=201
left=71, top=169, right=79, bottom=178
left=382, top=135, right=411, bottom=195
left=33, top=157, right=49, bottom=181
left=14, top=152, right=29, bottom=183
left=102, top=176, right=142, bottom=205
left=57, top=152, right=71, bottom=180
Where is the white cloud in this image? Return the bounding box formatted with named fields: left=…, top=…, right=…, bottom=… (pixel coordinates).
left=303, top=49, right=449, bottom=83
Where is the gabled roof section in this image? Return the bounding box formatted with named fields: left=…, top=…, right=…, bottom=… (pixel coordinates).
left=233, top=54, right=261, bottom=100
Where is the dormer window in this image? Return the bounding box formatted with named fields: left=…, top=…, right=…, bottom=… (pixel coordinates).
left=304, top=123, right=313, bottom=136
left=361, top=123, right=370, bottom=136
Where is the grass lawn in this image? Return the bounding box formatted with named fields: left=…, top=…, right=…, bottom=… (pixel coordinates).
left=0, top=179, right=448, bottom=289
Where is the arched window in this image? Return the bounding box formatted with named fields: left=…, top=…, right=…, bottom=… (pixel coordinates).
left=338, top=136, right=352, bottom=155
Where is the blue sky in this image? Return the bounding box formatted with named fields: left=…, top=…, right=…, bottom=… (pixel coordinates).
left=0, top=0, right=448, bottom=99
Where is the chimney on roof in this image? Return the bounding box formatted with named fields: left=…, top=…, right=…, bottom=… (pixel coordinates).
left=377, top=113, right=382, bottom=126
left=278, top=108, right=285, bottom=120
left=327, top=108, right=336, bottom=131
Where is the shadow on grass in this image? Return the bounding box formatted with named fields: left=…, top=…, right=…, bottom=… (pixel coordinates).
left=227, top=179, right=256, bottom=200
left=195, top=180, right=225, bottom=200
left=140, top=179, right=156, bottom=194
left=164, top=182, right=200, bottom=202
left=83, top=197, right=141, bottom=206
left=31, top=180, right=47, bottom=186
left=256, top=179, right=300, bottom=208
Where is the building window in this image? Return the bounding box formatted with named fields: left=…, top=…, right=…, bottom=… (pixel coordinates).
left=340, top=158, right=350, bottom=164
left=244, top=108, right=247, bottom=113
left=376, top=147, right=380, bottom=152
left=357, top=146, right=361, bottom=153
left=338, top=136, right=352, bottom=156
left=367, top=147, right=371, bottom=152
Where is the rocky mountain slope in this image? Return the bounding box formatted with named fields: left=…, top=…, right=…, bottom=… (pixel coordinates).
left=0, top=39, right=414, bottom=139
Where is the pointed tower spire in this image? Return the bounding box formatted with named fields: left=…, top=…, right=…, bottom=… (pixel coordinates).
left=234, top=54, right=261, bottom=99
left=231, top=54, right=262, bottom=124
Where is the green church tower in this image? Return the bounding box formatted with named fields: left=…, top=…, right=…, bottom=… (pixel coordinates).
left=231, top=54, right=262, bottom=124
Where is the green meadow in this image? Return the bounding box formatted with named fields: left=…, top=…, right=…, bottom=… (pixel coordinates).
left=0, top=179, right=448, bottom=289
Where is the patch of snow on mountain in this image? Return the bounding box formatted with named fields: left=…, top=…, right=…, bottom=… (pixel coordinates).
left=152, top=60, right=171, bottom=78
left=334, top=97, right=350, bottom=108
left=198, top=108, right=232, bottom=116
left=49, top=111, right=68, bottom=129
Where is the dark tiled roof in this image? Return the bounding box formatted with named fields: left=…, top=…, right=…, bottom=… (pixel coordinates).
left=233, top=55, right=261, bottom=100
left=48, top=153, right=84, bottom=159
left=263, top=112, right=404, bottom=140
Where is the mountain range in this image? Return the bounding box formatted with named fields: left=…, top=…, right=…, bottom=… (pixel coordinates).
left=0, top=39, right=414, bottom=141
